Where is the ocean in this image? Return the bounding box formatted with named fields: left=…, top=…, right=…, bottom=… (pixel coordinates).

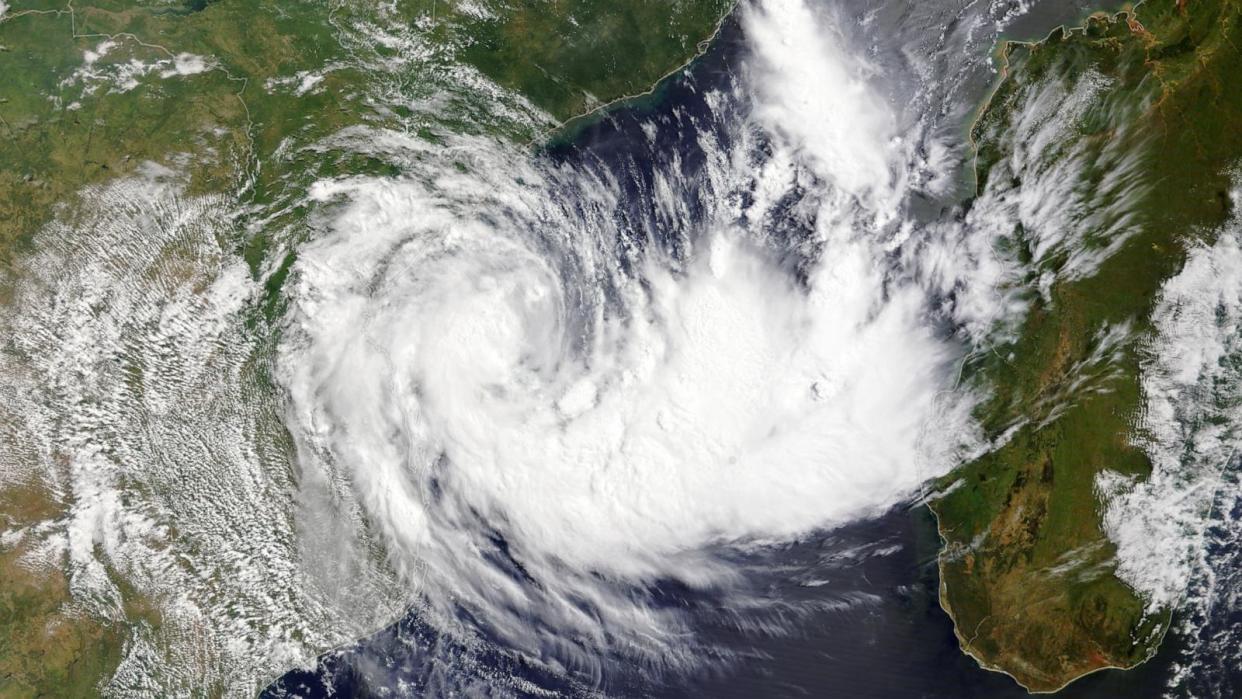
left=263, top=1, right=1241, bottom=695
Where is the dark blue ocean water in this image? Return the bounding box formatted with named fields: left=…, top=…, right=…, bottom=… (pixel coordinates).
left=263, top=2, right=1241, bottom=696
left=262, top=504, right=1193, bottom=698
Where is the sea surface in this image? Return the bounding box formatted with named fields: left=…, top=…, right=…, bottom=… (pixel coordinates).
left=264, top=503, right=1201, bottom=698
left=264, top=1, right=1242, bottom=695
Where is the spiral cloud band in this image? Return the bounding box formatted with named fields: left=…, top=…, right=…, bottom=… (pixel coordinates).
left=277, top=0, right=977, bottom=680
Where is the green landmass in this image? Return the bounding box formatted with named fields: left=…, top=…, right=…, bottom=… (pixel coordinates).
left=0, top=481, right=124, bottom=699
left=0, top=0, right=732, bottom=694
left=932, top=0, right=1242, bottom=690
left=448, top=0, right=733, bottom=120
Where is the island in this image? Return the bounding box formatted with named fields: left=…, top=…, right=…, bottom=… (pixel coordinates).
left=932, top=0, right=1242, bottom=690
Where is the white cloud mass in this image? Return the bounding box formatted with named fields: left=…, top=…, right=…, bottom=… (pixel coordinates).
left=277, top=0, right=981, bottom=676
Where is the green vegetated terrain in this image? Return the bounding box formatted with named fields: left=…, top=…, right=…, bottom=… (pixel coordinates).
left=932, top=0, right=1242, bottom=691
left=0, top=0, right=733, bottom=695
left=449, top=0, right=734, bottom=119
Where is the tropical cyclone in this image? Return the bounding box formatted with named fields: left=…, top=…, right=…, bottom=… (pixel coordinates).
left=0, top=0, right=739, bottom=695
left=275, top=0, right=978, bottom=680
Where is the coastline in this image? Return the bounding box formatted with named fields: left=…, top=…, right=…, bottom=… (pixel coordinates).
left=962, top=3, right=1139, bottom=193
left=534, top=2, right=739, bottom=148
